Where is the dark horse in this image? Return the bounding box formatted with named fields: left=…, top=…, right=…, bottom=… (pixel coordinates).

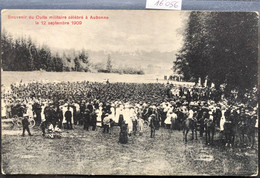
left=182, top=117, right=197, bottom=143
left=204, top=115, right=215, bottom=145
left=223, top=110, right=237, bottom=147
left=223, top=121, right=236, bottom=147
left=237, top=114, right=256, bottom=148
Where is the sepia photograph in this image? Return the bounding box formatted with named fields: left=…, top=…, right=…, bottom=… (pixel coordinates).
left=1, top=10, right=258, bottom=175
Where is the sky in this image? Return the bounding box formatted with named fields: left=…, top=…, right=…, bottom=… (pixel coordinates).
left=2, top=10, right=188, bottom=53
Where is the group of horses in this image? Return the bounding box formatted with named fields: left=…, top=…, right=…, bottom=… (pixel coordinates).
left=181, top=107, right=257, bottom=148
left=38, top=102, right=258, bottom=149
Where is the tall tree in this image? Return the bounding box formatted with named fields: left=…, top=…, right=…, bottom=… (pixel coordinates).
left=175, top=11, right=258, bottom=95
left=38, top=46, right=51, bottom=70
left=1, top=30, right=14, bottom=70
left=74, top=57, right=81, bottom=71
left=78, top=49, right=90, bottom=71
left=53, top=54, right=63, bottom=72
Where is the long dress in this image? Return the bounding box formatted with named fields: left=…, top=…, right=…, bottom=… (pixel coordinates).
left=137, top=118, right=144, bottom=134
left=164, top=114, right=172, bottom=125
left=96, top=106, right=103, bottom=127
left=111, top=107, right=116, bottom=122
left=220, top=110, right=226, bottom=131
left=124, top=108, right=133, bottom=134
left=25, top=104, right=34, bottom=120
left=119, top=122, right=128, bottom=144
left=41, top=104, right=46, bottom=122
left=128, top=108, right=136, bottom=134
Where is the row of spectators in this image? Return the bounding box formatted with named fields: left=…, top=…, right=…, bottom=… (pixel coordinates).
left=1, top=81, right=257, bottom=145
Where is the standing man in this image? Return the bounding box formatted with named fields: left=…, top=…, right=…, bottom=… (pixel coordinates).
left=91, top=110, right=97, bottom=131
left=149, top=114, right=156, bottom=138
left=103, top=113, right=110, bottom=133
left=79, top=101, right=86, bottom=125
left=83, top=109, right=91, bottom=131
left=65, top=106, right=73, bottom=129
left=56, top=105, right=63, bottom=129
left=22, top=116, right=33, bottom=136
left=101, top=108, right=106, bottom=128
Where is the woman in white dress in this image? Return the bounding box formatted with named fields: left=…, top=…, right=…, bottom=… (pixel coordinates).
left=123, top=104, right=133, bottom=135
left=96, top=104, right=103, bottom=127
left=220, top=105, right=226, bottom=132
left=164, top=111, right=172, bottom=129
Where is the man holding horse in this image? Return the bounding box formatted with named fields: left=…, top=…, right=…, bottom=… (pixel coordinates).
left=204, top=111, right=215, bottom=145
left=182, top=106, right=198, bottom=142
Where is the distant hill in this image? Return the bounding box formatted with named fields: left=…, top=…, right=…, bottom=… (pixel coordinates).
left=1, top=31, right=175, bottom=75
left=54, top=48, right=176, bottom=75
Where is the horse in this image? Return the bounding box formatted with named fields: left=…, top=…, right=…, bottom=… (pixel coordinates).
left=237, top=114, right=256, bottom=148
left=223, top=114, right=236, bottom=147
left=182, top=117, right=198, bottom=143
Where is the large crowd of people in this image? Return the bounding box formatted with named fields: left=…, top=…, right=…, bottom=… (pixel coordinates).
left=1, top=80, right=258, bottom=147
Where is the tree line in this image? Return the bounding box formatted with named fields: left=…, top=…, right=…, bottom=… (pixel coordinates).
left=1, top=31, right=145, bottom=75
left=96, top=54, right=144, bottom=75
left=174, top=12, right=258, bottom=96
left=1, top=30, right=90, bottom=72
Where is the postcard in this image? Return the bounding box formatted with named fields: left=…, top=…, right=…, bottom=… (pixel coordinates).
left=1, top=10, right=258, bottom=176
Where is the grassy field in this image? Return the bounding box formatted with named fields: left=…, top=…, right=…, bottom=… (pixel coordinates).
left=1, top=71, right=257, bottom=175
left=1, top=71, right=194, bottom=87
left=1, top=124, right=258, bottom=176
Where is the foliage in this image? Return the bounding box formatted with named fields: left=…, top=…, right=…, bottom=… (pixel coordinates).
left=175, top=12, right=258, bottom=95
left=1, top=32, right=90, bottom=72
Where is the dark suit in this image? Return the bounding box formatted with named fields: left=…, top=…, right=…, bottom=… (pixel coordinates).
left=65, top=110, right=72, bottom=129
left=22, top=117, right=32, bottom=136
left=56, top=109, right=63, bottom=129
left=83, top=111, right=91, bottom=131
